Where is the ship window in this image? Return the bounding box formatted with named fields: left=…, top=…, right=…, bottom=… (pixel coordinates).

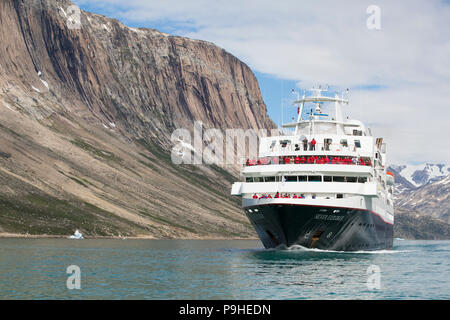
left=280, top=139, right=291, bottom=148
left=324, top=139, right=332, bottom=151
left=358, top=177, right=368, bottom=183
left=264, top=176, right=275, bottom=182
left=245, top=177, right=253, bottom=183
left=354, top=140, right=361, bottom=148
left=324, top=176, right=332, bottom=182
left=337, top=194, right=344, bottom=199
left=340, top=139, right=348, bottom=147
left=298, top=176, right=307, bottom=182
left=346, top=176, right=357, bottom=183
left=308, top=176, right=322, bottom=182
left=254, top=177, right=263, bottom=182
left=285, top=176, right=297, bottom=182
left=333, top=176, right=345, bottom=182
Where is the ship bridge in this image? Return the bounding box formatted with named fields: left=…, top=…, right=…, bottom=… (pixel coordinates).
left=282, top=87, right=365, bottom=137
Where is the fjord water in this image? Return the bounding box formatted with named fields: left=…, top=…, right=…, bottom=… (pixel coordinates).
left=0, top=239, right=448, bottom=299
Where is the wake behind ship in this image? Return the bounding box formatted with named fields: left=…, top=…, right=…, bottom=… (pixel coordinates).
left=231, top=87, right=394, bottom=251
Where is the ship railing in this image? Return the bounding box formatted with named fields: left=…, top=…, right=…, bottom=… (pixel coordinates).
left=271, top=142, right=361, bottom=153
left=244, top=155, right=372, bottom=167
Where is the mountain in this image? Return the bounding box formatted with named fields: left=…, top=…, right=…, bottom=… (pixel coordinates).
left=394, top=208, right=450, bottom=240
left=389, top=164, right=450, bottom=238
left=0, top=0, right=275, bottom=238
left=395, top=175, right=450, bottom=223
left=389, top=163, right=450, bottom=195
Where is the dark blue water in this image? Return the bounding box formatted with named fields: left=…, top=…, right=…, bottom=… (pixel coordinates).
left=0, top=239, right=448, bottom=299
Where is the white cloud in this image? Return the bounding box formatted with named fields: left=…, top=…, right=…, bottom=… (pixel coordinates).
left=74, top=0, right=450, bottom=164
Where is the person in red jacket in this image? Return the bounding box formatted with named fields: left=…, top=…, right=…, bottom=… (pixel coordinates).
left=294, top=156, right=300, bottom=164
left=310, top=138, right=316, bottom=150
left=300, top=156, right=305, bottom=164
left=284, top=157, right=290, bottom=164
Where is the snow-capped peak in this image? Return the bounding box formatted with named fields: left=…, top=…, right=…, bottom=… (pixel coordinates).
left=390, top=163, right=450, bottom=188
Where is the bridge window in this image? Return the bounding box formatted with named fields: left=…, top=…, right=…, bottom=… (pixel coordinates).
left=346, top=176, right=357, bottom=183
left=337, top=194, right=344, bottom=199
left=354, top=140, right=361, bottom=148
left=298, top=176, right=307, bottom=182
left=285, top=176, right=297, bottom=182
left=358, top=177, right=368, bottom=183
left=324, top=176, right=332, bottom=182
left=340, top=139, right=348, bottom=147
left=333, top=176, right=345, bottom=182
left=308, top=176, right=322, bottom=182
left=264, top=176, right=276, bottom=182
left=245, top=177, right=253, bottom=183
left=254, top=177, right=263, bottom=182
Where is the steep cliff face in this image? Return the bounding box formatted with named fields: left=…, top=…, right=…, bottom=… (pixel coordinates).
left=0, top=0, right=273, bottom=138
left=0, top=0, right=275, bottom=238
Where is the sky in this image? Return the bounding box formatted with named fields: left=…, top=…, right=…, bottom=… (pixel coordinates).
left=72, top=0, right=450, bottom=165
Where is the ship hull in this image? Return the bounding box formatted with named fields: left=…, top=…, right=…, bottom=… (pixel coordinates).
left=244, top=203, right=393, bottom=251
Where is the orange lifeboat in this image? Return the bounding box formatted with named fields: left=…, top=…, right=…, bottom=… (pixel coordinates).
left=386, top=171, right=394, bottom=185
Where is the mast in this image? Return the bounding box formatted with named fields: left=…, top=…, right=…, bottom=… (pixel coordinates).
left=288, top=86, right=349, bottom=135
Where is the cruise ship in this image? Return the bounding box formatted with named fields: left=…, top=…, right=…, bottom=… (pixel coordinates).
left=231, top=87, right=394, bottom=251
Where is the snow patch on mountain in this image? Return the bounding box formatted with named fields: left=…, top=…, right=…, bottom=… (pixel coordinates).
left=390, top=163, right=449, bottom=188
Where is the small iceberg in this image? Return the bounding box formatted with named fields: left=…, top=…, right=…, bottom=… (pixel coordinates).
left=395, top=237, right=405, bottom=241
left=69, top=229, right=84, bottom=239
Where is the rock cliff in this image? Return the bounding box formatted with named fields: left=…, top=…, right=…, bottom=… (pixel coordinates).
left=0, top=0, right=275, bottom=238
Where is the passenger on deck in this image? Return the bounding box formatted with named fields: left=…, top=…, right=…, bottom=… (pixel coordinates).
left=295, top=144, right=300, bottom=151
left=267, top=194, right=273, bottom=199
left=293, top=194, right=298, bottom=199
left=253, top=194, right=258, bottom=199
left=300, top=156, right=306, bottom=164
left=294, top=156, right=300, bottom=164
left=303, top=137, right=308, bottom=151
left=274, top=192, right=280, bottom=198
left=310, top=138, right=316, bottom=150
left=284, top=157, right=290, bottom=164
